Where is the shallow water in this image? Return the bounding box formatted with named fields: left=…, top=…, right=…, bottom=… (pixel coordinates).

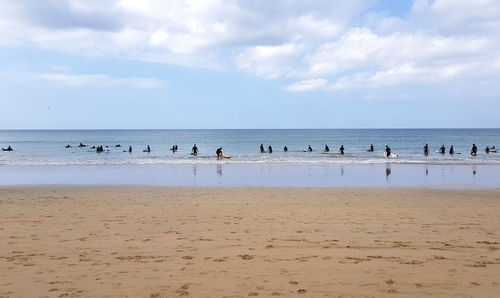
left=1, top=129, right=500, bottom=166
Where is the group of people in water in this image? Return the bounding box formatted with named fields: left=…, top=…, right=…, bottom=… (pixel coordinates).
left=258, top=143, right=381, bottom=156
left=4, top=143, right=497, bottom=158
left=422, top=144, right=495, bottom=156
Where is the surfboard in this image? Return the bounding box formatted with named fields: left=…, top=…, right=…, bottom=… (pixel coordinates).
left=384, top=152, right=399, bottom=158
left=221, top=153, right=231, bottom=158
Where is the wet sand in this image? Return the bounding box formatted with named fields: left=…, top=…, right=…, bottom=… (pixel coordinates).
left=2, top=163, right=500, bottom=188
left=1, top=186, right=499, bottom=297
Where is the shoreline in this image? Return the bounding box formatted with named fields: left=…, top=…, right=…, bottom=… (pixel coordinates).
left=1, top=186, right=499, bottom=297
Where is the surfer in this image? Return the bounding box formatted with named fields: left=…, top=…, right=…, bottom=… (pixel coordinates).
left=440, top=145, right=445, bottom=154
left=486, top=146, right=490, bottom=154
left=79, top=143, right=86, bottom=147
left=367, top=144, right=374, bottom=152
left=385, top=145, right=391, bottom=157
left=65, top=144, right=72, bottom=148
left=144, top=145, right=151, bottom=153
left=307, top=145, right=313, bottom=152
left=2, top=145, right=13, bottom=151
left=423, top=144, right=429, bottom=155
left=216, top=147, right=223, bottom=157
left=115, top=144, right=121, bottom=148
left=471, top=144, right=477, bottom=156
left=128, top=146, right=132, bottom=153
left=284, top=146, right=288, bottom=152
left=449, top=145, right=454, bottom=155
left=260, top=144, right=265, bottom=153
left=268, top=145, right=273, bottom=153
left=324, top=145, right=330, bottom=152
left=192, top=144, right=198, bottom=155
left=339, top=145, right=344, bottom=155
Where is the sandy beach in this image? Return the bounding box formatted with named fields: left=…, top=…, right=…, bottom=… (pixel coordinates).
left=1, top=186, right=499, bottom=297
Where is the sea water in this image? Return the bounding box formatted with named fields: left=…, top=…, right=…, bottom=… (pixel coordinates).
left=1, top=129, right=499, bottom=166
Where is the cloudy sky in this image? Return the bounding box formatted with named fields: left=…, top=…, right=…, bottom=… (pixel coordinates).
left=1, top=0, right=500, bottom=129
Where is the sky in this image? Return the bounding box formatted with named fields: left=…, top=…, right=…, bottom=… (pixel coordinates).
left=1, top=0, right=500, bottom=129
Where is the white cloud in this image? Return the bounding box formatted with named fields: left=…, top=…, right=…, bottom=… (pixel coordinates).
left=0, top=0, right=500, bottom=94
left=236, top=43, right=305, bottom=79
left=38, top=73, right=165, bottom=88
left=284, top=79, right=327, bottom=92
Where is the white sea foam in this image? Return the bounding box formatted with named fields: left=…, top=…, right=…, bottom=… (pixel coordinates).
left=1, top=156, right=499, bottom=166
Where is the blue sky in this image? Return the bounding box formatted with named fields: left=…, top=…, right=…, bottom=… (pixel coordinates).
left=1, top=0, right=500, bottom=129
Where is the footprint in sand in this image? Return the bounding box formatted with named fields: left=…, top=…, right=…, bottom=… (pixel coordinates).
left=175, top=284, right=190, bottom=296
left=238, top=255, right=254, bottom=260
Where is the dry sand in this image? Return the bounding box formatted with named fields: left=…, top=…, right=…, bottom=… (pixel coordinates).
left=1, top=186, right=499, bottom=297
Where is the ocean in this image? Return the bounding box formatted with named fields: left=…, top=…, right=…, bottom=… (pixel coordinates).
left=1, top=129, right=499, bottom=166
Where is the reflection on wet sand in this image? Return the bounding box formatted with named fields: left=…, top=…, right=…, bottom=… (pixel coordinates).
left=385, top=165, right=391, bottom=181
left=0, top=163, right=498, bottom=187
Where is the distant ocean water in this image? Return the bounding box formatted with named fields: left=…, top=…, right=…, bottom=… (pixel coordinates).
left=1, top=129, right=499, bottom=166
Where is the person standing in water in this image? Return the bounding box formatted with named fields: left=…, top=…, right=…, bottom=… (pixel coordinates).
left=449, top=145, right=454, bottom=155
left=423, top=144, right=429, bottom=155
left=368, top=144, right=374, bottom=152
left=192, top=144, right=199, bottom=155
left=268, top=145, right=273, bottom=153
left=486, top=146, right=490, bottom=154
left=283, top=146, right=288, bottom=152
left=324, top=145, right=330, bottom=152
left=471, top=144, right=477, bottom=156
left=307, top=145, right=313, bottom=152
left=260, top=144, right=265, bottom=153
left=385, top=145, right=391, bottom=157
left=339, top=145, right=344, bottom=155
left=440, top=145, right=446, bottom=154
left=216, top=147, right=222, bottom=157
